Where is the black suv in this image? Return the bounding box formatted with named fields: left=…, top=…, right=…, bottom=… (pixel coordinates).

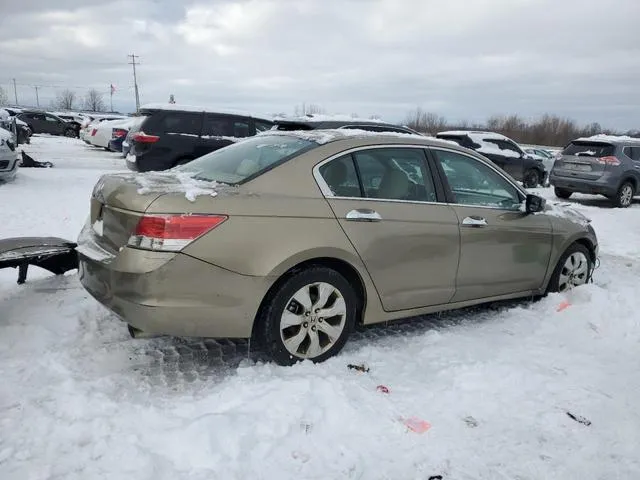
left=273, top=115, right=420, bottom=135
left=435, top=130, right=546, bottom=187
left=126, top=104, right=274, bottom=172
left=16, top=110, right=78, bottom=137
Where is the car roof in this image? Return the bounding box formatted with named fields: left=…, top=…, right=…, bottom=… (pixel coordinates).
left=139, top=103, right=273, bottom=122
left=572, top=134, right=640, bottom=145
left=274, top=117, right=417, bottom=132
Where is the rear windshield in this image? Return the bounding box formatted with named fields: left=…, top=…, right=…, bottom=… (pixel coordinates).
left=563, top=142, right=615, bottom=157
left=176, top=135, right=315, bottom=184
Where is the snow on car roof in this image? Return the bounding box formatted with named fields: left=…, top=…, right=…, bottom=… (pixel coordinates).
left=140, top=103, right=273, bottom=121
left=276, top=113, right=388, bottom=124
left=438, top=130, right=512, bottom=141
left=257, top=128, right=462, bottom=147
left=573, top=134, right=640, bottom=144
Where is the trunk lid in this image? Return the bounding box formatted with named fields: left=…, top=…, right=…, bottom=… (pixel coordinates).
left=553, top=141, right=615, bottom=180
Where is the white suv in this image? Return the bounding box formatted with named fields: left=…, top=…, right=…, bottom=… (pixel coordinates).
left=0, top=128, right=19, bottom=182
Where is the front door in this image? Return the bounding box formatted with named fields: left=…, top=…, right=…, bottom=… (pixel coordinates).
left=431, top=148, right=553, bottom=302
left=44, top=114, right=64, bottom=135
left=317, top=147, right=460, bottom=312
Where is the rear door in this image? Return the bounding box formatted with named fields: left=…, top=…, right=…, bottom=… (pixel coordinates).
left=317, top=146, right=460, bottom=312
left=431, top=147, right=553, bottom=302
left=553, top=141, right=615, bottom=181
left=196, top=113, right=237, bottom=158
left=135, top=111, right=203, bottom=165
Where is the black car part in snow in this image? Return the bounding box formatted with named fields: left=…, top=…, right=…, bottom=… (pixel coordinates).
left=0, top=237, right=78, bottom=284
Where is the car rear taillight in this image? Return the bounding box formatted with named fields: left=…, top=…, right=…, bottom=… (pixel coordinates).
left=132, top=131, right=160, bottom=144
left=128, top=214, right=227, bottom=251
left=112, top=128, right=127, bottom=139
left=598, top=156, right=620, bottom=166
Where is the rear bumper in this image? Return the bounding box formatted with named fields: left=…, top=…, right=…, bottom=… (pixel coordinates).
left=549, top=172, right=617, bottom=196
left=78, top=242, right=271, bottom=339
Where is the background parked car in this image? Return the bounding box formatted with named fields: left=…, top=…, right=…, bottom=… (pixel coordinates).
left=125, top=103, right=274, bottom=172
left=87, top=118, right=134, bottom=150
left=109, top=117, right=145, bottom=153
left=77, top=131, right=598, bottom=365
left=0, top=109, right=32, bottom=144
left=17, top=110, right=78, bottom=137
left=436, top=131, right=547, bottom=187
left=0, top=127, right=19, bottom=182
left=273, top=114, right=421, bottom=135
left=550, top=135, right=640, bottom=207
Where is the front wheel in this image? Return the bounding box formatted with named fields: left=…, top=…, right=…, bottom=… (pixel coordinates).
left=612, top=181, right=635, bottom=208
left=523, top=169, right=541, bottom=188
left=259, top=267, right=357, bottom=366
left=547, top=243, right=592, bottom=293
left=554, top=187, right=573, bottom=199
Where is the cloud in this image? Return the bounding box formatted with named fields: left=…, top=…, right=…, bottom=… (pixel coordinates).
left=0, top=0, right=638, bottom=129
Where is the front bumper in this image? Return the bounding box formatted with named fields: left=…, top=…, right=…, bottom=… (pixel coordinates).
left=0, top=154, right=19, bottom=181
left=77, top=237, right=270, bottom=339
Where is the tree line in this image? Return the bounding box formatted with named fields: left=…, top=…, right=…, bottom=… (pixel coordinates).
left=0, top=86, right=107, bottom=112
left=403, top=107, right=639, bottom=147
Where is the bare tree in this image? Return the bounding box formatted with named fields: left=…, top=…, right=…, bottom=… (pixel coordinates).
left=0, top=86, right=8, bottom=106
left=294, top=103, right=325, bottom=116
left=404, top=107, right=447, bottom=134
left=55, top=89, right=76, bottom=110
left=83, top=89, right=105, bottom=112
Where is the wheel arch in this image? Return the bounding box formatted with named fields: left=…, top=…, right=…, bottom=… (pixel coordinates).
left=252, top=254, right=370, bottom=341
left=543, top=234, right=597, bottom=292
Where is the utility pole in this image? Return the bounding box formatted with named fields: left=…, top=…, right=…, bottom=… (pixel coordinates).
left=34, top=86, right=40, bottom=108
left=12, top=78, right=18, bottom=105
left=128, top=54, right=140, bottom=112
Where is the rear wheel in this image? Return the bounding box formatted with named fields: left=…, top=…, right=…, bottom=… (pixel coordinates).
left=547, top=243, right=592, bottom=293
left=554, top=187, right=573, bottom=199
left=258, top=267, right=357, bottom=366
left=612, top=181, right=635, bottom=208
left=523, top=169, right=541, bottom=188
left=64, top=128, right=76, bottom=138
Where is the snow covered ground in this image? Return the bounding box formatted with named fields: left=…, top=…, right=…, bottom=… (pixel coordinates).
left=1, top=136, right=639, bottom=479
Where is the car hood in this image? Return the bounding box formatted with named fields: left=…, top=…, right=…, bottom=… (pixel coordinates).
left=543, top=201, right=591, bottom=227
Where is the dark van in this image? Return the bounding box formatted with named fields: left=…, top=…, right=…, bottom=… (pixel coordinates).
left=126, top=104, right=274, bottom=172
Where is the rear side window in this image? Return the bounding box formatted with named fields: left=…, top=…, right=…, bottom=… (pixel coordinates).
left=202, top=114, right=232, bottom=137
left=319, top=155, right=362, bottom=197
left=632, top=147, right=640, bottom=161
left=353, top=148, right=436, bottom=202
left=232, top=118, right=250, bottom=137
left=150, top=112, right=202, bottom=135
left=255, top=120, right=273, bottom=132
left=563, top=142, right=615, bottom=157
left=177, top=135, right=315, bottom=184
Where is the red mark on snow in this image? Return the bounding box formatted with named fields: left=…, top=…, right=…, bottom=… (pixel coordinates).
left=557, top=300, right=571, bottom=312
left=376, top=385, right=390, bottom=394
left=403, top=417, right=431, bottom=433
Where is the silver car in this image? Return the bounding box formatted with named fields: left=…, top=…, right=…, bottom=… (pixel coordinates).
left=0, top=128, right=19, bottom=182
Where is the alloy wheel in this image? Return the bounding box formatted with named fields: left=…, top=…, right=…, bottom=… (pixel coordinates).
left=620, top=184, right=634, bottom=207
left=280, top=282, right=347, bottom=359
left=557, top=252, right=589, bottom=292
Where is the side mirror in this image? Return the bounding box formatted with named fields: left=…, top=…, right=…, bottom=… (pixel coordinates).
left=525, top=194, right=546, bottom=214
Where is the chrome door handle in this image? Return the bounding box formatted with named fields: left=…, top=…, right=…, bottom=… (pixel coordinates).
left=346, top=209, right=382, bottom=222
left=462, top=216, right=487, bottom=227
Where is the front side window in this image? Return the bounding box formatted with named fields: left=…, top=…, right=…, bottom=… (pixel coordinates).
left=177, top=134, right=315, bottom=184
left=45, top=115, right=60, bottom=123
left=434, top=149, right=521, bottom=209
left=232, top=119, right=250, bottom=137
left=353, top=148, right=436, bottom=202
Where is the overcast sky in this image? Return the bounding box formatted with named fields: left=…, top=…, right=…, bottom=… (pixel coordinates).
left=1, top=0, right=639, bottom=129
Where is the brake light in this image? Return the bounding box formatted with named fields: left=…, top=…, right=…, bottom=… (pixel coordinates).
left=598, top=156, right=620, bottom=166
left=128, top=214, right=227, bottom=251
left=91, top=128, right=97, bottom=136
left=132, top=131, right=160, bottom=144
left=112, top=128, right=127, bottom=139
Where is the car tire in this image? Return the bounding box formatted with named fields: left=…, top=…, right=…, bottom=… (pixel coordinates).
left=523, top=169, right=541, bottom=188
left=258, top=266, right=357, bottom=366
left=554, top=187, right=573, bottom=199
left=64, top=129, right=76, bottom=138
left=612, top=181, right=635, bottom=208
left=547, top=243, right=592, bottom=293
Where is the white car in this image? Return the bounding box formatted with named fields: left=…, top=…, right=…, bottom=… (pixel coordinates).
left=87, top=118, right=137, bottom=149
left=0, top=128, right=19, bottom=182
left=80, top=115, right=127, bottom=143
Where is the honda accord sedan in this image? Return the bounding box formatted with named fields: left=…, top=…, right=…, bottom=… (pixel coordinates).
left=77, top=130, right=598, bottom=365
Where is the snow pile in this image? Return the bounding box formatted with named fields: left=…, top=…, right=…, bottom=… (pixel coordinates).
left=134, top=171, right=223, bottom=202
left=277, top=113, right=389, bottom=124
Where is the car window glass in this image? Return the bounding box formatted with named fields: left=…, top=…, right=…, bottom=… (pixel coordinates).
left=45, top=116, right=59, bottom=123
left=232, top=119, right=250, bottom=137
left=353, top=148, right=436, bottom=202
left=563, top=142, right=615, bottom=157
left=630, top=147, right=640, bottom=161
left=161, top=112, right=202, bottom=135
left=318, top=154, right=362, bottom=197
left=202, top=114, right=233, bottom=137
left=254, top=120, right=273, bottom=132
left=434, top=149, right=521, bottom=209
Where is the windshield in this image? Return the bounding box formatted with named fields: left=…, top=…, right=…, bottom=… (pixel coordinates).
left=176, top=135, right=316, bottom=184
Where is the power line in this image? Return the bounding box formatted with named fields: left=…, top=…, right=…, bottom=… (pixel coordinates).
left=0, top=51, right=129, bottom=67
left=128, top=54, right=141, bottom=113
